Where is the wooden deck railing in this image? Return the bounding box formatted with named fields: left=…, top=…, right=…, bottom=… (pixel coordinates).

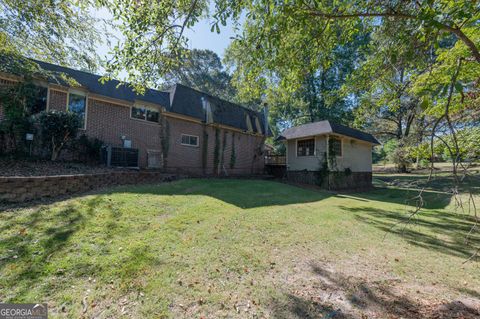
left=265, top=154, right=286, bottom=166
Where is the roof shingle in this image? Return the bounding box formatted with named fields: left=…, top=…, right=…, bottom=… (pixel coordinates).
left=279, top=120, right=380, bottom=145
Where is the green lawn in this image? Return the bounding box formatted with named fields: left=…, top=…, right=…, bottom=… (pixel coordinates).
left=1, top=178, right=479, bottom=318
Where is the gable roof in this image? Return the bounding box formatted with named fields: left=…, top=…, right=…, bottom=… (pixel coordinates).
left=168, top=84, right=271, bottom=135
left=279, top=120, right=380, bottom=145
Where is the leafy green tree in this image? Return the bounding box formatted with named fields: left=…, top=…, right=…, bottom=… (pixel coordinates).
left=1, top=0, right=104, bottom=70
left=161, top=49, right=236, bottom=101
left=37, top=111, right=80, bottom=161
left=99, top=1, right=479, bottom=90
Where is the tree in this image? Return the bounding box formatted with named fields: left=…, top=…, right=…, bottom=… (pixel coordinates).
left=161, top=49, right=236, bottom=101
left=99, top=1, right=479, bottom=88
left=1, top=0, right=104, bottom=70
left=37, top=111, right=80, bottom=161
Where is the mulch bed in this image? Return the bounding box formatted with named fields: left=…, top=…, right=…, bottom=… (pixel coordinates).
left=0, top=158, right=122, bottom=177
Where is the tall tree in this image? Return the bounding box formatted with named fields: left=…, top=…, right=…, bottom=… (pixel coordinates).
left=99, top=1, right=479, bottom=90
left=161, top=49, right=236, bottom=101
left=0, top=0, right=104, bottom=70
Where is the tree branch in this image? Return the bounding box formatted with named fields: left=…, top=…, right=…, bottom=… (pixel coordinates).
left=305, top=10, right=480, bottom=63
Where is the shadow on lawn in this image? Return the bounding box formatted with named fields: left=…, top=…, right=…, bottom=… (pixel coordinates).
left=374, top=173, right=480, bottom=195
left=336, top=186, right=452, bottom=210
left=109, top=179, right=334, bottom=209
left=111, top=178, right=453, bottom=210
left=0, top=196, right=123, bottom=300
left=0, top=177, right=458, bottom=211
left=346, top=206, right=479, bottom=259
left=271, top=263, right=480, bottom=319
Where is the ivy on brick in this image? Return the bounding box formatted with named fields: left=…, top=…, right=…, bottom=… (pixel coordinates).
left=213, top=128, right=220, bottom=175
left=202, top=127, right=208, bottom=173
left=220, top=130, right=227, bottom=172
left=230, top=133, right=236, bottom=169
left=160, top=117, right=170, bottom=167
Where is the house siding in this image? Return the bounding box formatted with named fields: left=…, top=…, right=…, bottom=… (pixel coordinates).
left=335, top=138, right=372, bottom=172
left=287, top=135, right=327, bottom=171
left=287, top=135, right=372, bottom=173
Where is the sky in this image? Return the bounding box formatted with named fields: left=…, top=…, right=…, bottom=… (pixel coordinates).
left=94, top=8, right=238, bottom=66
left=184, top=19, right=238, bottom=58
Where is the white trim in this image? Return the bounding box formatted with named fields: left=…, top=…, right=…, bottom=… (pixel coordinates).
left=296, top=137, right=316, bottom=157
left=180, top=134, right=199, bottom=147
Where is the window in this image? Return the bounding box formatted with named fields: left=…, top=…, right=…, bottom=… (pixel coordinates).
left=330, top=137, right=342, bottom=157
left=68, top=92, right=86, bottom=128
left=30, top=86, right=48, bottom=114
left=146, top=109, right=159, bottom=122
left=131, top=106, right=146, bottom=120
left=181, top=134, right=199, bottom=147
left=131, top=105, right=159, bottom=123
left=297, top=138, right=315, bottom=156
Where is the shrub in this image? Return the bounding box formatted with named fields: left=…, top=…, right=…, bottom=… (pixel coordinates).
left=36, top=111, right=80, bottom=161
left=73, top=134, right=103, bottom=163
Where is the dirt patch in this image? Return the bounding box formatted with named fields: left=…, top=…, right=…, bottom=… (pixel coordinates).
left=0, top=158, right=120, bottom=176
left=271, top=258, right=480, bottom=318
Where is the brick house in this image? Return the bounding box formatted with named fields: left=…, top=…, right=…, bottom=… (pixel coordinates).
left=0, top=60, right=270, bottom=175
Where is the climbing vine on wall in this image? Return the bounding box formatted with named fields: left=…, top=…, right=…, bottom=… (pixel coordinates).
left=327, top=138, right=338, bottom=171
left=220, top=130, right=227, bottom=172
left=315, top=153, right=330, bottom=187
left=160, top=117, right=170, bottom=167
left=213, top=128, right=220, bottom=174
left=230, top=133, right=236, bottom=169
left=202, top=127, right=208, bottom=173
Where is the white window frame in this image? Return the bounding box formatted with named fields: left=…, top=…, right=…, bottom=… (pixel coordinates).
left=296, top=137, right=316, bottom=157
left=66, top=89, right=88, bottom=130
left=181, top=134, right=199, bottom=147
left=130, top=104, right=160, bottom=123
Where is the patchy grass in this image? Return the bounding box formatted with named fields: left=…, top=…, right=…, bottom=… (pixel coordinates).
left=1, top=177, right=479, bottom=318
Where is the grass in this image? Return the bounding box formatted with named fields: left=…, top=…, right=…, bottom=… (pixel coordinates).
left=1, top=177, right=479, bottom=318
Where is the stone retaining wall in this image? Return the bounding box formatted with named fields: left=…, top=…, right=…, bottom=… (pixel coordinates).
left=286, top=170, right=372, bottom=191
left=0, top=171, right=176, bottom=203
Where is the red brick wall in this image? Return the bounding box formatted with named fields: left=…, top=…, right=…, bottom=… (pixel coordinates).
left=48, top=89, right=68, bottom=111
left=164, top=116, right=265, bottom=175
left=1, top=81, right=266, bottom=174
left=85, top=99, right=162, bottom=167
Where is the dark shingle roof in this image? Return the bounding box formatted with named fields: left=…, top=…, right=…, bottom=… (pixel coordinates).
left=279, top=120, right=380, bottom=144
left=0, top=56, right=270, bottom=134
left=168, top=84, right=271, bottom=135
left=32, top=60, right=171, bottom=107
